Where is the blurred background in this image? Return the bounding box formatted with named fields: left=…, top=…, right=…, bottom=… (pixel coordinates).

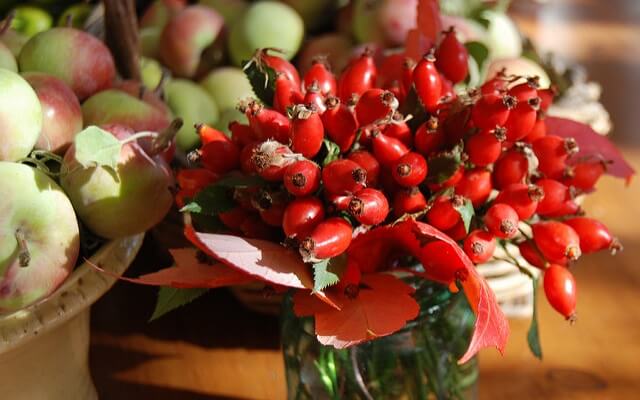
left=3, top=0, right=630, bottom=398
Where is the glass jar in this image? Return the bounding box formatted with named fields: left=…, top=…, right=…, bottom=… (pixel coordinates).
left=281, top=280, right=478, bottom=400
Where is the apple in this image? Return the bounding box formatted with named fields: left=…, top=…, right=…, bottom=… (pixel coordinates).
left=82, top=89, right=171, bottom=133
left=23, top=72, right=83, bottom=154
left=0, top=40, right=17, bottom=72
left=19, top=27, right=116, bottom=100
left=57, top=3, right=93, bottom=28
left=216, top=108, right=247, bottom=135
left=482, top=10, right=523, bottom=60
left=297, top=33, right=353, bottom=75
left=0, top=161, right=79, bottom=311
left=199, top=0, right=248, bottom=26
left=165, top=79, right=219, bottom=151
left=486, top=57, right=551, bottom=88
left=200, top=67, right=254, bottom=112
left=140, top=56, right=164, bottom=90
left=228, top=1, right=304, bottom=66
left=159, top=5, right=224, bottom=78
left=0, top=69, right=42, bottom=161
left=352, top=0, right=416, bottom=46
left=61, top=125, right=174, bottom=239
left=9, top=5, right=53, bottom=38
left=112, top=80, right=172, bottom=115
left=140, top=0, right=186, bottom=29
left=139, top=27, right=162, bottom=59
left=0, top=27, right=29, bottom=57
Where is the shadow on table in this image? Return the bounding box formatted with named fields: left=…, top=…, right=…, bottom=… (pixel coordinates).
left=90, top=235, right=281, bottom=350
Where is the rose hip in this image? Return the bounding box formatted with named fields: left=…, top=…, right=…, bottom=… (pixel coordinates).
left=412, top=54, right=442, bottom=112
left=543, top=264, right=577, bottom=321
left=464, top=230, right=496, bottom=264
left=283, top=197, right=325, bottom=238
left=391, top=152, right=428, bottom=187
left=427, top=196, right=463, bottom=231
left=348, top=188, right=389, bottom=225
left=348, top=150, right=380, bottom=186
left=494, top=183, right=544, bottom=220
left=322, top=159, right=367, bottom=195
left=484, top=203, right=519, bottom=239
left=355, top=88, right=398, bottom=126
left=322, top=96, right=358, bottom=153
left=300, top=217, right=353, bottom=261
left=532, top=221, right=581, bottom=263
left=289, top=104, right=324, bottom=158
left=284, top=160, right=321, bottom=196
left=338, top=50, right=377, bottom=101
left=564, top=217, right=620, bottom=254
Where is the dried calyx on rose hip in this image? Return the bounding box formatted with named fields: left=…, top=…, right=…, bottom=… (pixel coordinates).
left=176, top=44, right=629, bottom=324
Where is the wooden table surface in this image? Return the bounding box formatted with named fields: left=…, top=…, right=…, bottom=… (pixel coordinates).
left=90, top=1, right=640, bottom=399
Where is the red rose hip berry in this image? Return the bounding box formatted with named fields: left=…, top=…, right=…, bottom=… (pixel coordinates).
left=322, top=159, right=367, bottom=195
left=464, top=230, right=497, bottom=264
left=532, top=221, right=582, bottom=263
left=282, top=197, right=325, bottom=238
left=348, top=188, right=389, bottom=225
left=284, top=160, right=321, bottom=196
left=543, top=264, right=577, bottom=321
left=391, top=152, right=428, bottom=187
left=300, top=217, right=353, bottom=261
left=484, top=203, right=519, bottom=239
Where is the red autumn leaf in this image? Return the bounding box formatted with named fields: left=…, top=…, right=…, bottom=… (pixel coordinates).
left=343, top=219, right=509, bottom=362
left=184, top=226, right=340, bottom=309
left=400, top=220, right=510, bottom=363
left=294, top=274, right=420, bottom=348
left=546, top=116, right=635, bottom=183
left=87, top=248, right=256, bottom=288
left=417, top=0, right=441, bottom=45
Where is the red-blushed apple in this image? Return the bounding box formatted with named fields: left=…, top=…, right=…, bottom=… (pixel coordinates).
left=0, top=27, right=29, bottom=57
left=160, top=5, right=224, bottom=78
left=18, top=27, right=116, bottom=100
left=352, top=0, right=417, bottom=46
left=140, top=0, right=186, bottom=29
left=139, top=0, right=186, bottom=58
left=60, top=125, right=174, bottom=239
left=297, top=33, right=353, bottom=74
left=0, top=40, right=17, bottom=71
left=0, top=68, right=42, bottom=161
left=113, top=79, right=172, bottom=116
left=23, top=72, right=83, bottom=154
left=82, top=89, right=171, bottom=133
left=0, top=161, right=79, bottom=311
left=165, top=78, right=219, bottom=151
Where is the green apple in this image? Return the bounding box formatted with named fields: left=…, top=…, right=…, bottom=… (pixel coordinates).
left=57, top=3, right=93, bottom=28
left=0, top=40, right=17, bottom=71
left=216, top=108, right=247, bottom=135
left=10, top=5, right=53, bottom=38
left=200, top=67, right=253, bottom=111
left=198, top=0, right=248, bottom=25
left=82, top=89, right=171, bottom=133
left=0, top=161, right=79, bottom=311
left=228, top=1, right=304, bottom=66
left=60, top=126, right=174, bottom=239
left=0, top=69, right=42, bottom=161
left=165, top=79, right=219, bottom=151
left=140, top=56, right=164, bottom=90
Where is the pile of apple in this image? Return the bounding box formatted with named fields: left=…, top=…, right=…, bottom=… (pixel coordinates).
left=0, top=21, right=175, bottom=312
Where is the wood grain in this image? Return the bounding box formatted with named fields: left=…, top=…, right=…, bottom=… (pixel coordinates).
left=90, top=1, right=640, bottom=398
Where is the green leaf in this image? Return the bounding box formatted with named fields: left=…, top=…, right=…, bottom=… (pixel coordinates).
left=321, top=139, right=341, bottom=166
left=527, top=277, right=543, bottom=359
left=73, top=126, right=122, bottom=171
left=181, top=185, right=235, bottom=215
left=454, top=198, right=475, bottom=233
left=313, top=255, right=348, bottom=292
left=426, top=147, right=463, bottom=184
left=150, top=287, right=209, bottom=321
left=242, top=58, right=277, bottom=107
left=465, top=41, right=489, bottom=70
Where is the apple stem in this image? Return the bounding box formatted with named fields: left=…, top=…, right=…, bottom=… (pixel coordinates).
left=15, top=229, right=30, bottom=268
left=150, top=118, right=183, bottom=156
left=119, top=131, right=158, bottom=145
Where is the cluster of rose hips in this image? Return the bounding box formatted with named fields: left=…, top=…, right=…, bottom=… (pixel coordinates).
left=177, top=29, right=620, bottom=322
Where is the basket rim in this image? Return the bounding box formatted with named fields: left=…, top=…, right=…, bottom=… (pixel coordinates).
left=0, top=234, right=144, bottom=353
